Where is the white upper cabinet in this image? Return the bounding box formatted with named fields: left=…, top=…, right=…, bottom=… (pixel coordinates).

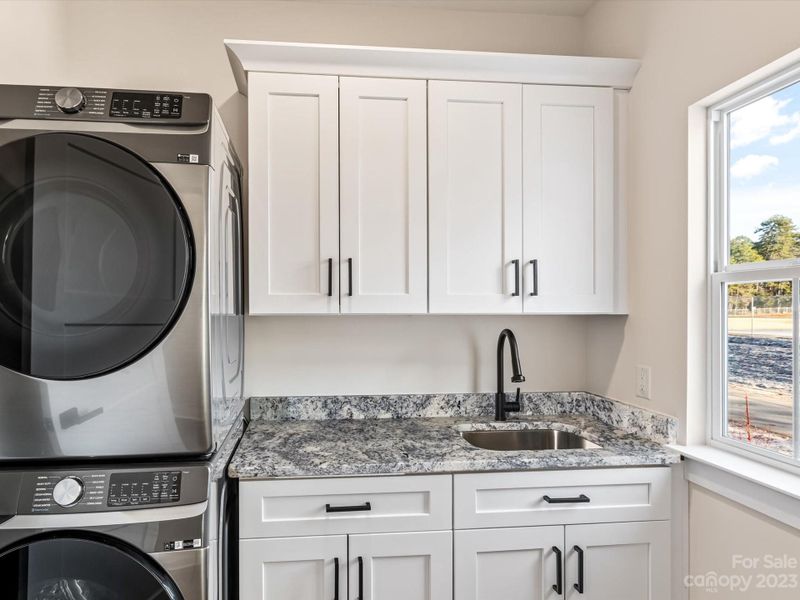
left=523, top=85, right=616, bottom=313
left=428, top=80, right=523, bottom=314
left=340, top=77, right=428, bottom=314
left=247, top=72, right=339, bottom=314
left=234, top=42, right=634, bottom=315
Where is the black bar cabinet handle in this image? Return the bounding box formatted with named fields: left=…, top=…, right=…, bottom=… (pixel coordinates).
left=333, top=557, right=339, bottom=600
left=552, top=546, right=563, bottom=595
left=573, top=545, right=585, bottom=594
left=530, top=259, right=538, bottom=296
left=327, top=258, right=333, bottom=297
left=512, top=259, right=520, bottom=296
left=325, top=501, right=372, bottom=513
left=348, top=258, right=353, bottom=297
left=358, top=556, right=364, bottom=600
left=543, top=494, right=590, bottom=504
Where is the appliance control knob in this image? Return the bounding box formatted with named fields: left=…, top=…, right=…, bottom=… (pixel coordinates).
left=53, top=476, right=84, bottom=507
left=54, top=87, right=86, bottom=114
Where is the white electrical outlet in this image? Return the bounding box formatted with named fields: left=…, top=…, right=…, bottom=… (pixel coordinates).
left=636, top=365, right=651, bottom=400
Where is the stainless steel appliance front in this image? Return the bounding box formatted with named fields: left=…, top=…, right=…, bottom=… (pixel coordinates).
left=0, top=85, right=244, bottom=462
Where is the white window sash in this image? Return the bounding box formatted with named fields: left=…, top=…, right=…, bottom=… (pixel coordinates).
left=708, top=87, right=800, bottom=470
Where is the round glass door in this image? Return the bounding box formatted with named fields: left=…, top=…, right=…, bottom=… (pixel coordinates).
left=0, top=133, right=194, bottom=380
left=0, top=532, right=183, bottom=599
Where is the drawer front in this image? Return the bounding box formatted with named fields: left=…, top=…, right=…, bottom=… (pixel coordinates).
left=240, top=475, right=452, bottom=538
left=454, top=467, right=670, bottom=529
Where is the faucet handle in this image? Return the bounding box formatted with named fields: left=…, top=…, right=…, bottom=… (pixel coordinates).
left=505, top=387, right=521, bottom=413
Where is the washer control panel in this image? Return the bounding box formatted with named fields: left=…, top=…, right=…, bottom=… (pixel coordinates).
left=108, top=470, right=182, bottom=507
left=17, top=465, right=207, bottom=514
left=52, top=476, right=85, bottom=507
left=32, top=472, right=106, bottom=513
left=109, top=91, right=183, bottom=119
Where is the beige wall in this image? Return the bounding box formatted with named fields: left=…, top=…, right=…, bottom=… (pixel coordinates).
left=582, top=0, right=800, bottom=441
left=0, top=0, right=588, bottom=397
left=582, top=2, right=800, bottom=596
left=689, top=485, right=800, bottom=599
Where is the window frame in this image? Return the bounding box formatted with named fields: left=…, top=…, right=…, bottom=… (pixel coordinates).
left=708, top=66, right=800, bottom=472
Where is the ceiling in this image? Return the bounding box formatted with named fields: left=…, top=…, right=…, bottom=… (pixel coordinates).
left=319, top=1, right=597, bottom=17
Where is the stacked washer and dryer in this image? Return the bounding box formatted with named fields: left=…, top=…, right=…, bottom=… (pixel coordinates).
left=0, top=85, right=245, bottom=600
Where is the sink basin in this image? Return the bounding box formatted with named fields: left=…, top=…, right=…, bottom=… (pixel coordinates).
left=461, top=428, right=601, bottom=451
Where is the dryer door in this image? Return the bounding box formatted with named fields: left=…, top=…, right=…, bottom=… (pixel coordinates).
left=0, top=532, right=185, bottom=599
left=0, top=132, right=194, bottom=380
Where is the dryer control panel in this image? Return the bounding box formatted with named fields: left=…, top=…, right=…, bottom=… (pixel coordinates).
left=0, top=84, right=210, bottom=125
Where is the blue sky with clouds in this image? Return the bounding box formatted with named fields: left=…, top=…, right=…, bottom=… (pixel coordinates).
left=729, top=82, right=800, bottom=239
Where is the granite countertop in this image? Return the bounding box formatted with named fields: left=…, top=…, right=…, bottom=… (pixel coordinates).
left=230, top=412, right=681, bottom=480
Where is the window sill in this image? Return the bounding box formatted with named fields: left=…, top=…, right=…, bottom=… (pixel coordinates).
left=670, top=444, right=800, bottom=529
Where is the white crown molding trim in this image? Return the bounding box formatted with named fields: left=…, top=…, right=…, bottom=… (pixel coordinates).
left=225, top=39, right=641, bottom=95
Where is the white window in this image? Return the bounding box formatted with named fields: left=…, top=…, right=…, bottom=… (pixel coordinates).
left=710, top=69, right=800, bottom=469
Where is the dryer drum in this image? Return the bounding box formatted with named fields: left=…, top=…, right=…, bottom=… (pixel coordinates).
left=0, top=132, right=194, bottom=381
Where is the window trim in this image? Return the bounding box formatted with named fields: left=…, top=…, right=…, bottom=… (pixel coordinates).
left=708, top=72, right=800, bottom=474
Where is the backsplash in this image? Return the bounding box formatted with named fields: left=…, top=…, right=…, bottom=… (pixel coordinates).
left=249, top=392, right=677, bottom=445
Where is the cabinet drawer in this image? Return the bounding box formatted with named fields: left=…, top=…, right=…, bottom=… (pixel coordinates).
left=240, top=475, right=452, bottom=538
left=454, top=467, right=670, bottom=529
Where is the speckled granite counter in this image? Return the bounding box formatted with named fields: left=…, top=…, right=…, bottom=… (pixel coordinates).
left=230, top=392, right=680, bottom=479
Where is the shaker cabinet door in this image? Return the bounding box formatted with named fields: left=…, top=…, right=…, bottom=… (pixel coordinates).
left=564, top=521, right=670, bottom=600
left=428, top=80, right=523, bottom=314
left=239, top=535, right=347, bottom=600
left=248, top=72, right=340, bottom=314
left=348, top=531, right=453, bottom=600
left=454, top=526, right=564, bottom=600
left=522, top=85, right=615, bottom=313
left=340, top=77, right=428, bottom=314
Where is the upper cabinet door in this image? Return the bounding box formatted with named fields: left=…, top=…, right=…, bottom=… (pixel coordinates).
left=428, top=81, right=523, bottom=314
left=247, top=73, right=339, bottom=314
left=340, top=77, right=428, bottom=314
left=523, top=85, right=615, bottom=313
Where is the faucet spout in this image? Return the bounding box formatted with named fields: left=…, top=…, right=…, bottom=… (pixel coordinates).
left=496, top=328, right=525, bottom=421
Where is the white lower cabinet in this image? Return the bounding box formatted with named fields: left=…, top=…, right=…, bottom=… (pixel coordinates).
left=564, top=521, right=670, bottom=600
left=454, top=521, right=670, bottom=600
left=455, top=526, right=563, bottom=600
left=349, top=531, right=453, bottom=600
left=240, top=469, right=671, bottom=600
left=239, top=535, right=347, bottom=600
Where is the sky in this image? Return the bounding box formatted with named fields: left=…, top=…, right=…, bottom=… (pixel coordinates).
left=729, top=81, right=800, bottom=240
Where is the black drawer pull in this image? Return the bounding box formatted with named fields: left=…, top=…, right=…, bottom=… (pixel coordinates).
left=347, top=258, right=353, bottom=297
left=574, top=545, right=585, bottom=593
left=333, top=557, right=339, bottom=600
left=358, top=556, right=364, bottom=600
left=552, top=546, right=563, bottom=595
left=543, top=494, right=590, bottom=504
left=530, top=259, right=539, bottom=296
left=512, top=259, right=520, bottom=296
left=325, top=501, right=372, bottom=513
left=327, top=258, right=333, bottom=297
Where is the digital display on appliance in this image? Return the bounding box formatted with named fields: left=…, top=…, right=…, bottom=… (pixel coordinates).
left=109, top=92, right=183, bottom=119
left=108, top=471, right=181, bottom=506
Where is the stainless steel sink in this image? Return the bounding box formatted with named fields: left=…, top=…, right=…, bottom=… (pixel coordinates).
left=460, top=428, right=601, bottom=451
